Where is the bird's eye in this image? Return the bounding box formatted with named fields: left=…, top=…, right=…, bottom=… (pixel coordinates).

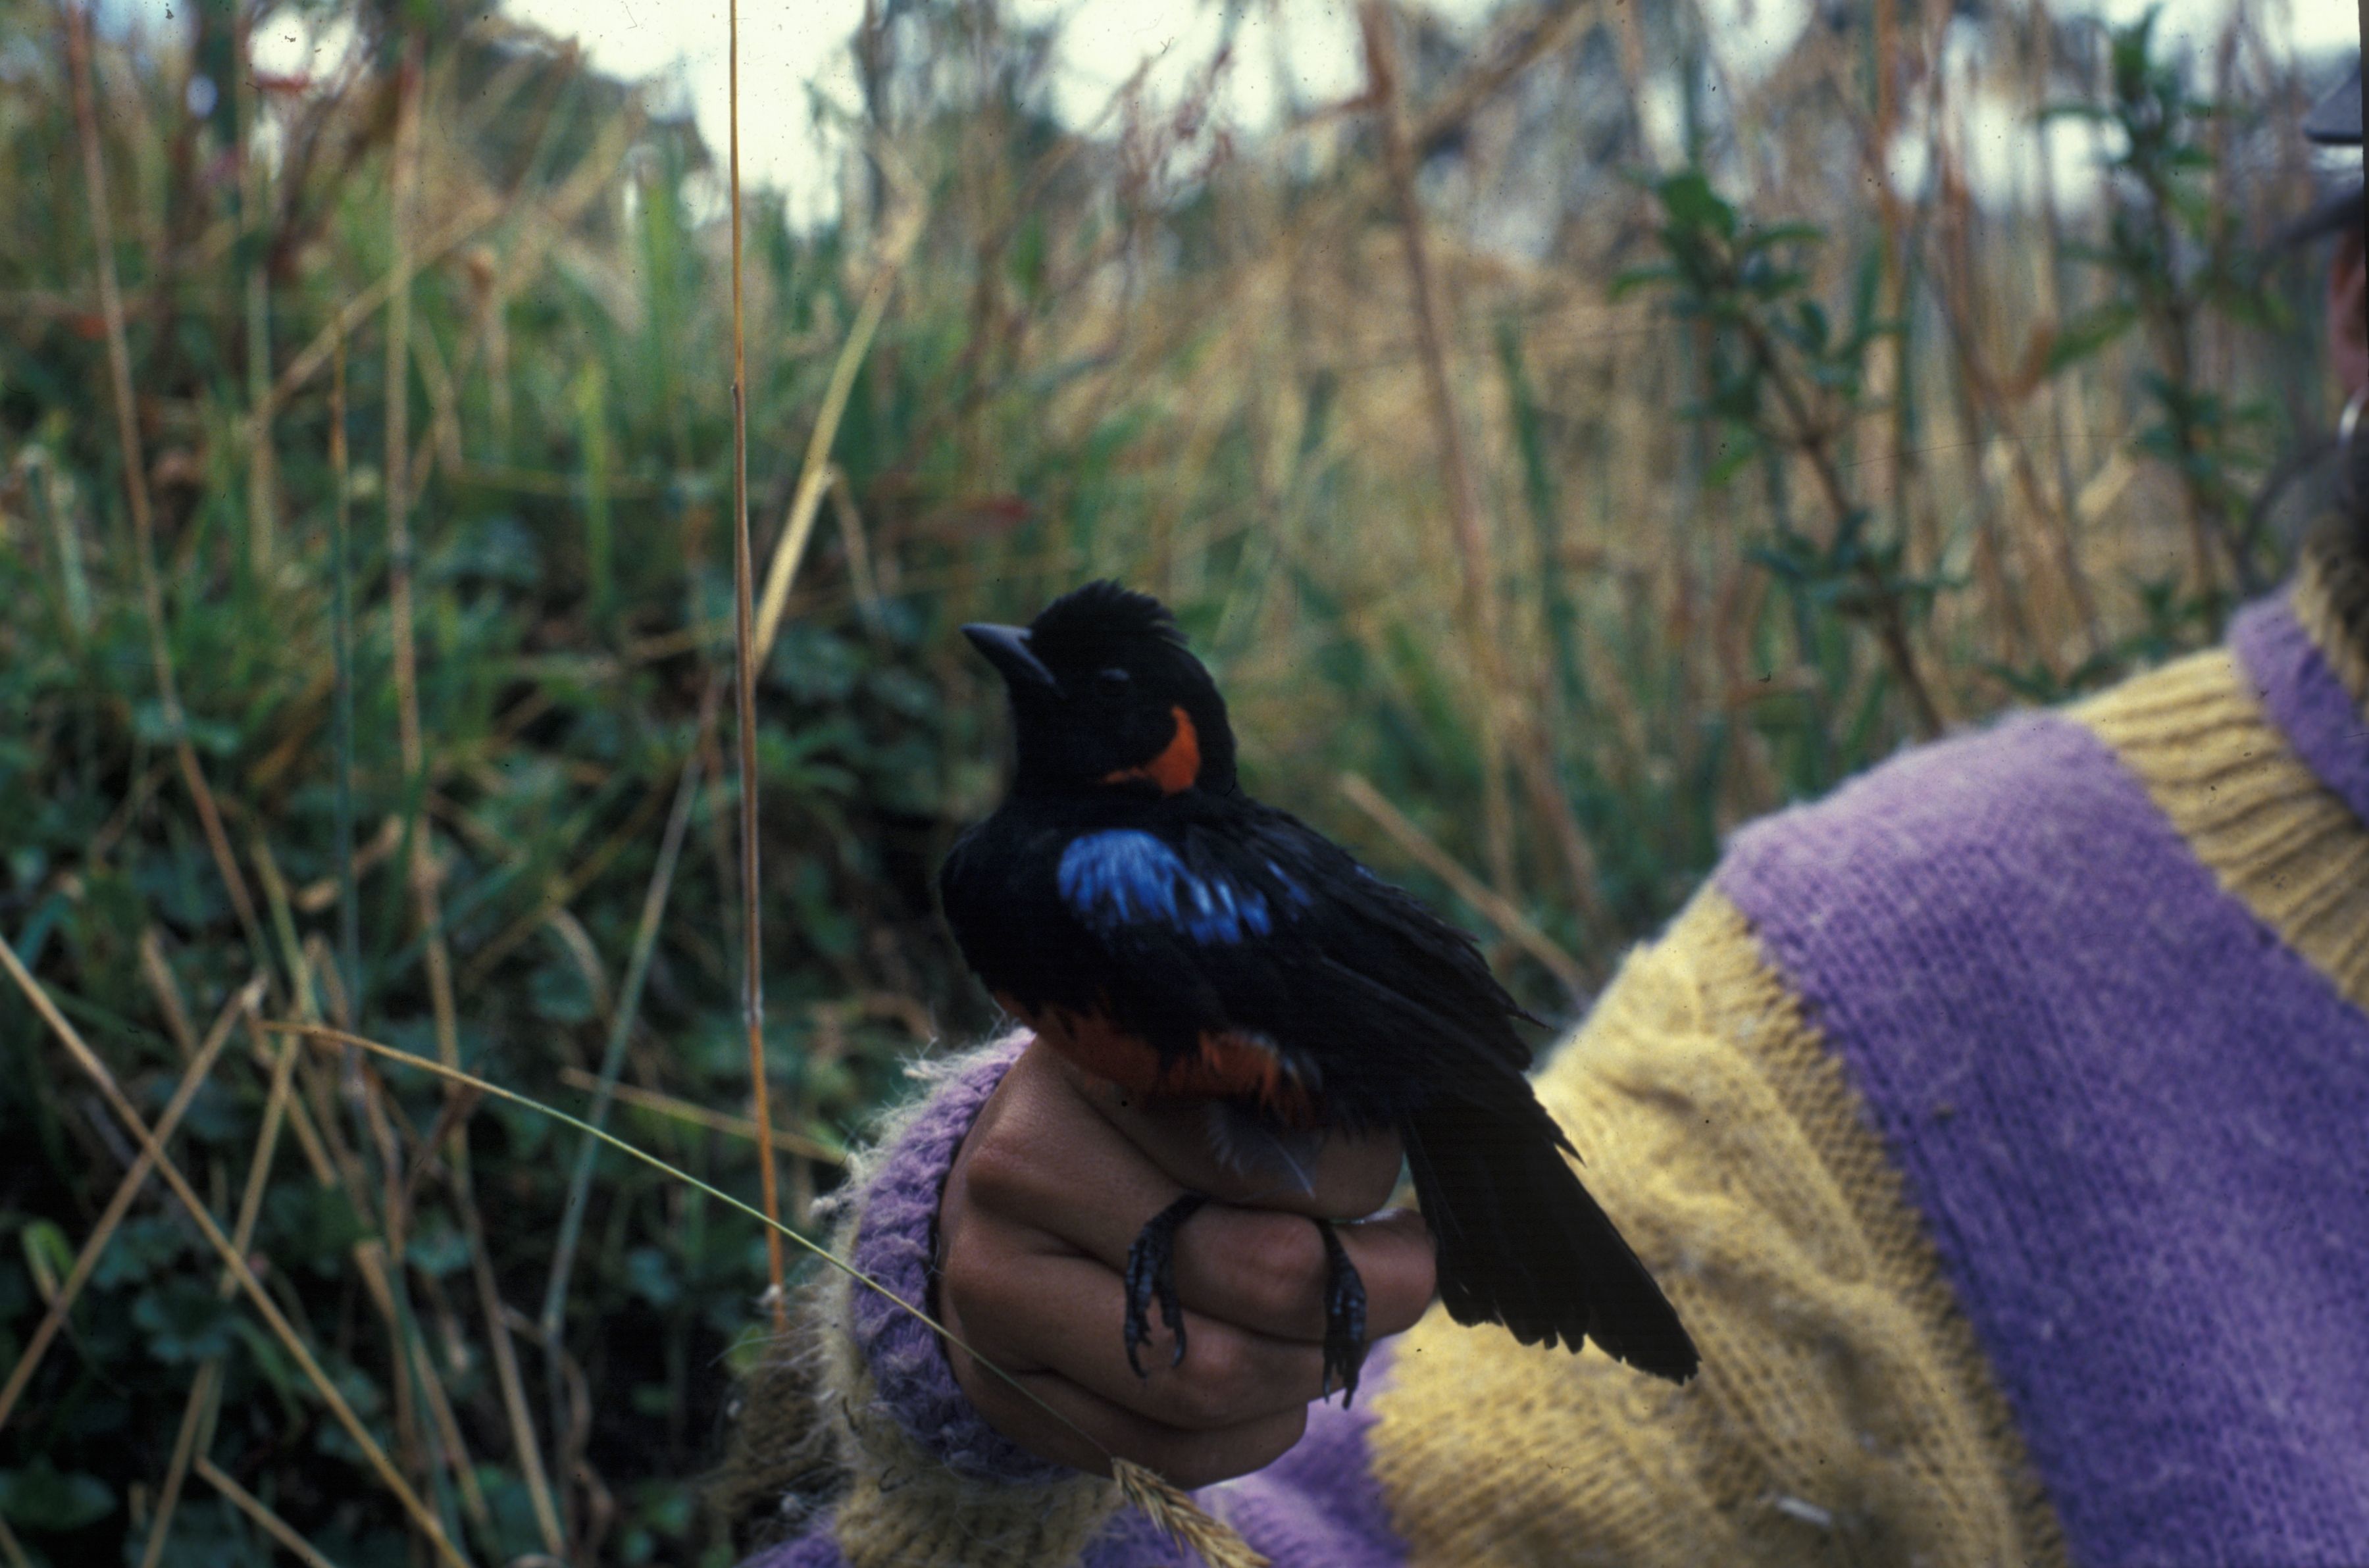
left=1096, top=667, right=1131, bottom=687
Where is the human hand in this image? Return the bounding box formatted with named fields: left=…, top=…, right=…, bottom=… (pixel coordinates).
left=934, top=1036, right=1436, bottom=1488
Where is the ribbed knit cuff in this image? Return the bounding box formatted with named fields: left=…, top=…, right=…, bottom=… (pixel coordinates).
left=842, top=1031, right=1076, bottom=1485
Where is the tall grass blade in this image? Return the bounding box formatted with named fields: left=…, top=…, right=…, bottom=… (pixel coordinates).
left=726, top=0, right=790, bottom=1332
left=269, top=1022, right=1267, bottom=1566
left=0, top=940, right=471, bottom=1568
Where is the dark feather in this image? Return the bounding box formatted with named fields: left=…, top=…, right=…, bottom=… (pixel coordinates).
left=1028, top=580, right=1185, bottom=658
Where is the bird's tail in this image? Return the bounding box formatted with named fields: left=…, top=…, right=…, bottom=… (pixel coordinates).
left=1404, top=1098, right=1698, bottom=1382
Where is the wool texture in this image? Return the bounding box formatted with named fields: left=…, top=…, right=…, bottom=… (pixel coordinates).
left=732, top=545, right=2369, bottom=1568
left=838, top=1032, right=1072, bottom=1486
left=1368, top=888, right=2058, bottom=1568
left=1719, top=597, right=2369, bottom=1565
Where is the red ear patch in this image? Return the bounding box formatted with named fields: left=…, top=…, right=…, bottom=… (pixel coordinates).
left=1102, top=705, right=1200, bottom=795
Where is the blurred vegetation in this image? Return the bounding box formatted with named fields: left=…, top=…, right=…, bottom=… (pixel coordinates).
left=0, top=0, right=2343, bottom=1562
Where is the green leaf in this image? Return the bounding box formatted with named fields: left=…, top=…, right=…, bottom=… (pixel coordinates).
left=90, top=1215, right=187, bottom=1289
left=1658, top=170, right=1736, bottom=241
left=0, top=1461, right=117, bottom=1532
left=1608, top=264, right=1679, bottom=300
left=1741, top=221, right=1823, bottom=254
left=625, top=1245, right=679, bottom=1308
left=18, top=1219, right=73, bottom=1303
left=132, top=1276, right=238, bottom=1363
left=2045, top=303, right=2138, bottom=374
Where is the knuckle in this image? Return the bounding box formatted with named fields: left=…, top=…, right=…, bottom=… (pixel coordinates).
left=1169, top=1333, right=1255, bottom=1427
left=955, top=1134, right=1038, bottom=1211
left=1233, top=1221, right=1321, bottom=1319
left=934, top=1230, right=1004, bottom=1317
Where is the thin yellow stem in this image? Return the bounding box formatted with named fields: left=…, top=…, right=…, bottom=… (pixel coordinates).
left=0, top=942, right=470, bottom=1567
left=64, top=3, right=274, bottom=993
left=195, top=1459, right=345, bottom=1568
left=138, top=1028, right=300, bottom=1568
left=0, top=981, right=259, bottom=1436
left=269, top=1022, right=1269, bottom=1566
left=725, top=0, right=788, bottom=1334
left=553, top=1066, right=845, bottom=1164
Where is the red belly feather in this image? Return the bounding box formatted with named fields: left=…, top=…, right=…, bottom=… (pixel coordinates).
left=1003, top=994, right=1317, bottom=1125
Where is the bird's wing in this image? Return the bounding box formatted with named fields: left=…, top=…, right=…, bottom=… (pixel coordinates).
left=1047, top=810, right=1535, bottom=1111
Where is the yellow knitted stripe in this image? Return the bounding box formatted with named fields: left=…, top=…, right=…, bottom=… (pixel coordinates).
left=2074, top=649, right=2369, bottom=1016
left=820, top=1268, right=1125, bottom=1568
left=1367, top=890, right=2064, bottom=1568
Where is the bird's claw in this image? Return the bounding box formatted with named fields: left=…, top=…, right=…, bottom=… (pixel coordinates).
left=1123, top=1193, right=1210, bottom=1378
left=1317, top=1219, right=1369, bottom=1406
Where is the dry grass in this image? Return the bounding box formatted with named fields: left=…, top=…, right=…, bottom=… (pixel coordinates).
left=0, top=1, right=2340, bottom=1562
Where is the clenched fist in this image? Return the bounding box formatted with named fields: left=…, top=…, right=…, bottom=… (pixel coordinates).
left=933, top=1037, right=1437, bottom=1488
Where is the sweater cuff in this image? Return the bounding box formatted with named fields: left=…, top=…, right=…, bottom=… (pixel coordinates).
left=841, top=1030, right=1075, bottom=1486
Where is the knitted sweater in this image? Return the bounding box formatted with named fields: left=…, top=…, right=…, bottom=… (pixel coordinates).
left=734, top=525, right=2369, bottom=1568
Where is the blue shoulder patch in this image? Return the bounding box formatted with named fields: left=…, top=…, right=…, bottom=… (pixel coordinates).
left=1057, top=830, right=1275, bottom=945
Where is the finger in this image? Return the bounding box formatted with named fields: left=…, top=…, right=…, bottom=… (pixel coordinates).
left=958, top=1077, right=1437, bottom=1342
left=948, top=1237, right=1329, bottom=1430
left=945, top=1329, right=1312, bottom=1490
left=1162, top=1205, right=1436, bottom=1344
left=1048, top=1048, right=1407, bottom=1221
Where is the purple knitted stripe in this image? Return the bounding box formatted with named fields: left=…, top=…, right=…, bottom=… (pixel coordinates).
left=1719, top=711, right=2369, bottom=1565
left=1073, top=1344, right=1406, bottom=1567
left=834, top=1029, right=1414, bottom=1563
left=2231, top=595, right=2369, bottom=826
left=844, top=1034, right=1075, bottom=1484
left=740, top=1521, right=849, bottom=1568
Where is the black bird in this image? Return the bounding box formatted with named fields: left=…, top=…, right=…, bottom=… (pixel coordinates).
left=940, top=581, right=1698, bottom=1402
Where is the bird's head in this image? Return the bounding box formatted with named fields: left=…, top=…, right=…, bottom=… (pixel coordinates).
left=963, top=581, right=1236, bottom=799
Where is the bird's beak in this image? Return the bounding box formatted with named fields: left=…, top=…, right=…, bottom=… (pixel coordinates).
left=961, top=623, right=1058, bottom=690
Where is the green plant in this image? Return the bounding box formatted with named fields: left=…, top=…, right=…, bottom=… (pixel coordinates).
left=1617, top=168, right=1950, bottom=750
left=2042, top=5, right=2290, bottom=618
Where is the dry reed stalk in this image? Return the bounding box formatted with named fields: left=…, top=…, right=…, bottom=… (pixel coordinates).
left=138, top=927, right=199, bottom=1059
left=137, top=1027, right=301, bottom=1568
left=274, top=1023, right=1269, bottom=1568
left=371, top=56, right=490, bottom=1535
left=64, top=4, right=274, bottom=997
left=753, top=182, right=927, bottom=661
left=405, top=1326, right=491, bottom=1536
left=330, top=330, right=362, bottom=1009
left=1338, top=772, right=1586, bottom=990
left=540, top=722, right=707, bottom=1358
left=249, top=1012, right=342, bottom=1189
left=455, top=1180, right=567, bottom=1557
left=0, top=1515, right=26, bottom=1568
left=456, top=774, right=675, bottom=988
left=1359, top=0, right=1518, bottom=899
left=540, top=908, right=619, bottom=1021
left=2022, top=1, right=2104, bottom=659
left=1733, top=307, right=1947, bottom=736
left=726, top=0, right=790, bottom=1334
left=249, top=1014, right=507, bottom=1544
left=0, top=941, right=471, bottom=1568
left=267, top=201, right=503, bottom=417
left=553, top=1067, right=847, bottom=1163
left=0, top=979, right=258, bottom=1436
left=379, top=36, right=465, bottom=1086
left=193, top=1459, right=344, bottom=1568
left=236, top=1, right=275, bottom=578
left=1923, top=97, right=2085, bottom=669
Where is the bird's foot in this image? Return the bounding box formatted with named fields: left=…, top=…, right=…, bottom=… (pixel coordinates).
left=1124, top=1193, right=1210, bottom=1378
left=1317, top=1219, right=1369, bottom=1406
